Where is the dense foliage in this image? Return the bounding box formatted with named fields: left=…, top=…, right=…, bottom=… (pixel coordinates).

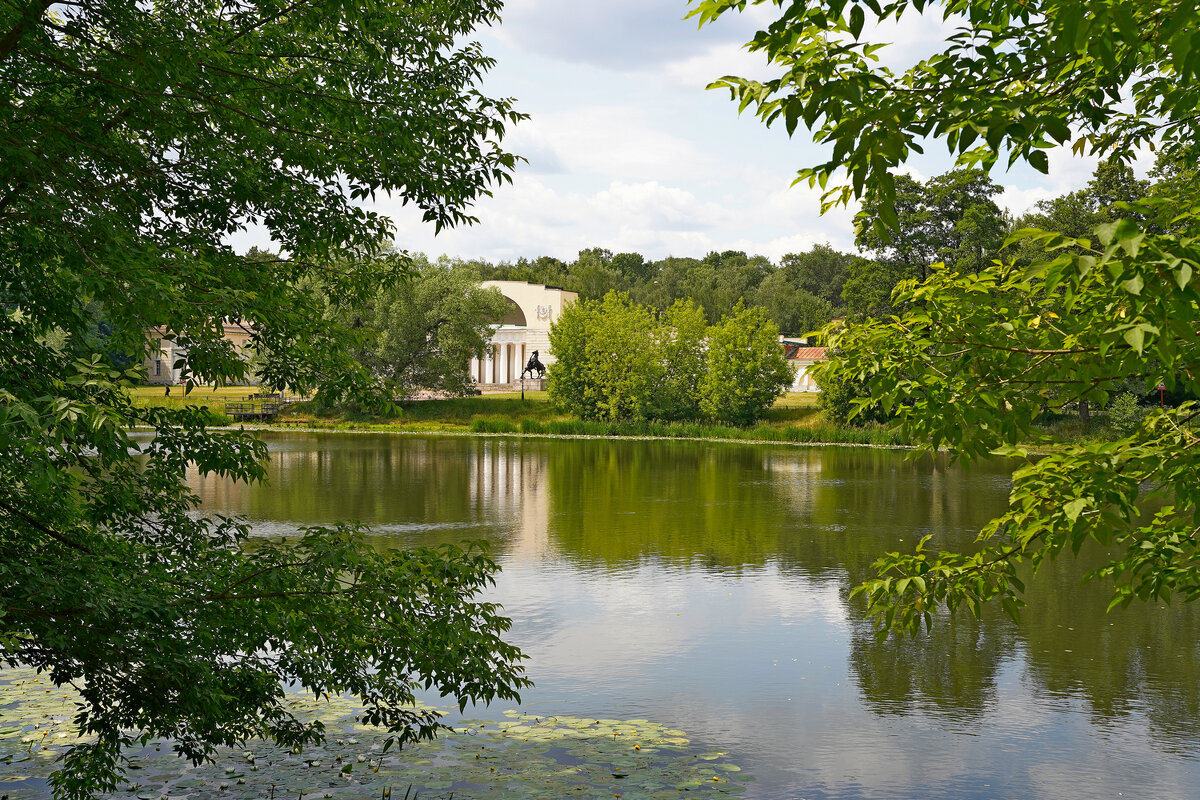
left=691, top=0, right=1200, bottom=632
left=700, top=304, right=795, bottom=426
left=0, top=1, right=529, bottom=797
left=548, top=293, right=790, bottom=425
left=324, top=251, right=511, bottom=399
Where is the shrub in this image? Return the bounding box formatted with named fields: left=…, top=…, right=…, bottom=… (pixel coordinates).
left=812, top=357, right=886, bottom=427
left=1106, top=392, right=1146, bottom=436
left=699, top=304, right=792, bottom=426
left=548, top=293, right=704, bottom=422
left=550, top=295, right=790, bottom=427
left=648, top=300, right=707, bottom=421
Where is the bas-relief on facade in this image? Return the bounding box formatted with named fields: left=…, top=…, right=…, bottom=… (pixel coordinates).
left=471, top=281, right=578, bottom=388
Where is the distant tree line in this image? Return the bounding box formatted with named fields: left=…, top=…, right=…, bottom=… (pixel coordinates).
left=454, top=246, right=848, bottom=336
left=423, top=162, right=1152, bottom=333
left=279, top=159, right=1185, bottom=416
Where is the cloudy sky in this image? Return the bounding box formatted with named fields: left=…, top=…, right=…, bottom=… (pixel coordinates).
left=241, top=1, right=1129, bottom=263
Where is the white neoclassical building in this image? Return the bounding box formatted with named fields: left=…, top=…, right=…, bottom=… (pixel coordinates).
left=469, top=281, right=578, bottom=388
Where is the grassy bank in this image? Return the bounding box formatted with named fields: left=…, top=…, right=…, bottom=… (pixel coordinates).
left=125, top=387, right=905, bottom=446
left=129, top=385, right=249, bottom=410
left=273, top=391, right=908, bottom=447
left=127, top=385, right=249, bottom=425
left=127, top=387, right=1149, bottom=449
left=487, top=416, right=905, bottom=446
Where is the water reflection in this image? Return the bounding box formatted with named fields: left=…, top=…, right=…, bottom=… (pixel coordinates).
left=185, top=432, right=1200, bottom=799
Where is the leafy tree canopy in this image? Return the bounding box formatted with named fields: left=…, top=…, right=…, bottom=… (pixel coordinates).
left=327, top=251, right=512, bottom=399
left=753, top=269, right=833, bottom=335
left=1023, top=159, right=1151, bottom=240
left=857, top=170, right=1006, bottom=281
left=691, top=0, right=1200, bottom=633
left=546, top=292, right=666, bottom=422
left=1, top=1, right=529, bottom=796
left=779, top=243, right=853, bottom=306
left=547, top=293, right=787, bottom=425
left=700, top=303, right=793, bottom=426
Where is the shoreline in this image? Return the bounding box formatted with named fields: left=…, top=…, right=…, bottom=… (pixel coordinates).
left=209, top=422, right=922, bottom=451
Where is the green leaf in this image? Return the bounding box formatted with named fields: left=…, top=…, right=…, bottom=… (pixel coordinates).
left=849, top=4, right=865, bottom=39
left=1063, top=498, right=1088, bottom=522
left=1176, top=262, right=1193, bottom=290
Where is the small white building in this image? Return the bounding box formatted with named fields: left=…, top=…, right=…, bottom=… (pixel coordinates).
left=781, top=338, right=827, bottom=392
left=469, top=281, right=579, bottom=388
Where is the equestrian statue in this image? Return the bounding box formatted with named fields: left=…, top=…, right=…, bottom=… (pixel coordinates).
left=521, top=350, right=546, bottom=380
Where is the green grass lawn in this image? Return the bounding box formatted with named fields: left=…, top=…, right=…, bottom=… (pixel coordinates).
left=128, top=385, right=260, bottom=412
left=125, top=385, right=871, bottom=443
left=395, top=392, right=558, bottom=423
left=282, top=389, right=838, bottom=437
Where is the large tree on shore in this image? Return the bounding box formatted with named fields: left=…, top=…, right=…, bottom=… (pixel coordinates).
left=334, top=252, right=512, bottom=399
left=1, top=2, right=529, bottom=797
left=691, top=0, right=1200, bottom=632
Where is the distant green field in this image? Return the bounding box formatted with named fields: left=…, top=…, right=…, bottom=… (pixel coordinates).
left=128, top=385, right=258, bottom=411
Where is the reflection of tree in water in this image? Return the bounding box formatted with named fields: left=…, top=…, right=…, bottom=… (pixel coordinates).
left=188, top=433, right=525, bottom=554
left=1017, top=549, right=1200, bottom=752
left=849, top=611, right=1017, bottom=722
left=767, top=448, right=1014, bottom=583
left=546, top=441, right=1012, bottom=579
left=545, top=440, right=813, bottom=571
left=849, top=520, right=1200, bottom=754
left=190, top=433, right=1200, bottom=756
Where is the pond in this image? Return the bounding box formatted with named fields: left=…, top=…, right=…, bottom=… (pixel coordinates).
left=8, top=432, right=1200, bottom=798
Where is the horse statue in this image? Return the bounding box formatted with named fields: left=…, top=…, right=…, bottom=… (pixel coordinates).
left=521, top=350, right=546, bottom=380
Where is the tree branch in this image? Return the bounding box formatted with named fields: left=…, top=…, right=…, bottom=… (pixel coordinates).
left=0, top=496, right=94, bottom=554
left=0, top=0, right=52, bottom=64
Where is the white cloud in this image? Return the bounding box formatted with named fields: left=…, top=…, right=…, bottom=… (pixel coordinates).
left=997, top=184, right=1055, bottom=217
left=518, top=105, right=718, bottom=182
left=504, top=129, right=569, bottom=175
left=659, top=40, right=776, bottom=89
left=375, top=166, right=865, bottom=264
left=493, top=0, right=767, bottom=72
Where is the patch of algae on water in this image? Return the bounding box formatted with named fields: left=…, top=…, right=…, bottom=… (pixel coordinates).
left=1, top=668, right=752, bottom=799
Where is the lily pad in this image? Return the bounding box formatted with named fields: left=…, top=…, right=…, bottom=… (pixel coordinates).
left=0, top=667, right=751, bottom=799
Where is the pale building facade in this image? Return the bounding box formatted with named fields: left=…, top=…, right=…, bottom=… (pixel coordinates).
left=144, top=322, right=255, bottom=385
left=470, top=281, right=578, bottom=388
left=781, top=338, right=826, bottom=392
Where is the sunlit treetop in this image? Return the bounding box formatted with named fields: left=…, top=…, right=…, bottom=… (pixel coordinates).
left=690, top=0, right=1199, bottom=228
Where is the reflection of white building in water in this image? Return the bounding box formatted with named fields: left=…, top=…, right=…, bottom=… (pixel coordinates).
left=470, top=281, right=578, bottom=389
left=469, top=440, right=552, bottom=563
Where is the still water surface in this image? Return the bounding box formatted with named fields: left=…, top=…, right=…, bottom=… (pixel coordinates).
left=191, top=432, right=1200, bottom=799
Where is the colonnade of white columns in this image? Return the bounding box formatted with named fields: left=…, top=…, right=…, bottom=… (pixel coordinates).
left=469, top=342, right=528, bottom=386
